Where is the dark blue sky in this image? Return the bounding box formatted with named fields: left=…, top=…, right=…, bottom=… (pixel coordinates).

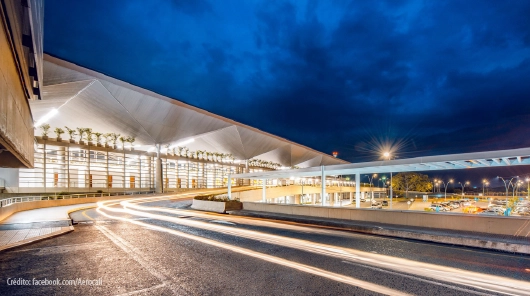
left=44, top=0, right=530, bottom=186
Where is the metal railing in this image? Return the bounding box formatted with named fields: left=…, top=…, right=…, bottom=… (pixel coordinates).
left=0, top=191, right=155, bottom=208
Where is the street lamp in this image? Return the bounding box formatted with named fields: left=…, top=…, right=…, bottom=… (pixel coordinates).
left=482, top=179, right=488, bottom=197
left=441, top=179, right=453, bottom=200
left=383, top=151, right=393, bottom=209
left=365, top=174, right=377, bottom=200
left=458, top=181, right=469, bottom=196
left=526, top=178, right=530, bottom=198
left=498, top=176, right=517, bottom=201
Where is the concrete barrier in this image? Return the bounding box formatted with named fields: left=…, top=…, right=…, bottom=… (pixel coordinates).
left=191, top=199, right=242, bottom=214
left=242, top=202, right=530, bottom=237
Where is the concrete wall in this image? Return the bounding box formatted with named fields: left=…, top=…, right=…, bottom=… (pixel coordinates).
left=242, top=202, right=530, bottom=237
left=0, top=1, right=36, bottom=168
left=0, top=195, right=134, bottom=222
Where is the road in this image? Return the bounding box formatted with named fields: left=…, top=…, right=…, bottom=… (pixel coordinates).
left=1, top=192, right=530, bottom=295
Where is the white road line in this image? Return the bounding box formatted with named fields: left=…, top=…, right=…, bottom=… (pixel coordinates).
left=97, top=208, right=411, bottom=296
left=95, top=225, right=176, bottom=295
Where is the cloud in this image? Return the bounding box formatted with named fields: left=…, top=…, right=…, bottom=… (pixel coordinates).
left=44, top=0, right=530, bottom=163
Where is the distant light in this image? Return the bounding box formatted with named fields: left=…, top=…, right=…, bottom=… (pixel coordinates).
left=383, top=152, right=390, bottom=158
left=34, top=109, right=58, bottom=127
left=332, top=151, right=338, bottom=158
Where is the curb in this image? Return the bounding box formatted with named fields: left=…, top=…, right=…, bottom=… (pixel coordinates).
left=0, top=204, right=100, bottom=253
left=0, top=226, right=74, bottom=253
left=231, top=210, right=530, bottom=255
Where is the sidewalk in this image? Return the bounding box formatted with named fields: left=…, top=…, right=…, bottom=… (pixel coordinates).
left=0, top=203, right=95, bottom=252
left=230, top=210, right=530, bottom=255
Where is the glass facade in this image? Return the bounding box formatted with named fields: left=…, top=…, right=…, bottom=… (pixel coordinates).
left=17, top=139, right=266, bottom=193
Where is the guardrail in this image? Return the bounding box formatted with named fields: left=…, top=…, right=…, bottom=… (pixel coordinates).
left=0, top=191, right=155, bottom=208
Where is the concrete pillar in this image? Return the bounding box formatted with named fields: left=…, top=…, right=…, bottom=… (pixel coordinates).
left=295, top=194, right=301, bottom=204
left=155, top=144, right=163, bottom=193
left=350, top=191, right=353, bottom=203
left=355, top=173, right=360, bottom=208
left=228, top=174, right=232, bottom=199
left=312, top=194, right=316, bottom=205
left=321, top=166, right=326, bottom=206
left=262, top=178, right=266, bottom=202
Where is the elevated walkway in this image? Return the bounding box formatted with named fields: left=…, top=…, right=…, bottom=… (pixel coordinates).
left=233, top=185, right=384, bottom=202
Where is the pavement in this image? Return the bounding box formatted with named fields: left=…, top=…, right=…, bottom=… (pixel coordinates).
left=229, top=209, right=530, bottom=254
left=2, top=197, right=530, bottom=295
left=0, top=203, right=95, bottom=252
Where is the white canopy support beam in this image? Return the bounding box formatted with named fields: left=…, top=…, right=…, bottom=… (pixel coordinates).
left=492, top=158, right=501, bottom=164
left=476, top=159, right=490, bottom=166
left=355, top=173, right=360, bottom=208
left=517, top=156, right=522, bottom=163
left=228, top=174, right=232, bottom=199
left=262, top=178, right=266, bottom=202
left=502, top=157, right=511, bottom=165
left=321, top=166, right=326, bottom=206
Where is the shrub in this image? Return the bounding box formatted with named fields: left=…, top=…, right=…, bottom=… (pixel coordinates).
left=96, top=190, right=103, bottom=193
left=194, top=195, right=241, bottom=203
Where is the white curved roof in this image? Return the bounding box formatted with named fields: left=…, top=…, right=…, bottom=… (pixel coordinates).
left=30, top=55, right=347, bottom=167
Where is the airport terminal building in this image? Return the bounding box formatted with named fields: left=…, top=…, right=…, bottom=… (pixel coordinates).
left=0, top=3, right=346, bottom=195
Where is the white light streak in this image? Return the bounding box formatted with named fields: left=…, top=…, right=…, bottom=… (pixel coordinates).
left=34, top=109, right=58, bottom=127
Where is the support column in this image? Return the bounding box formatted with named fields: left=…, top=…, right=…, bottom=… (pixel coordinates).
left=262, top=178, right=266, bottom=202
left=349, top=191, right=353, bottom=203
left=228, top=173, right=232, bottom=199
left=390, top=172, right=393, bottom=209
left=295, top=194, right=301, bottom=204
left=321, top=166, right=326, bottom=206
left=355, top=173, right=360, bottom=208
left=155, top=144, right=163, bottom=193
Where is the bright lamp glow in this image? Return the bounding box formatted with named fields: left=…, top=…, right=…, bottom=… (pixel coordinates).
left=34, top=109, right=58, bottom=127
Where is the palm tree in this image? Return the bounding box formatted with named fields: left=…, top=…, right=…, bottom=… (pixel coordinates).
left=65, top=126, right=77, bottom=142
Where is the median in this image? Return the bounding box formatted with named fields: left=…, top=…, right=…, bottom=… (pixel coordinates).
left=191, top=195, right=242, bottom=214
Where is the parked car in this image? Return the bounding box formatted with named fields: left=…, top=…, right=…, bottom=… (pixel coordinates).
left=449, top=201, right=460, bottom=209
left=432, top=203, right=450, bottom=211
left=429, top=204, right=448, bottom=212
left=371, top=202, right=382, bottom=209
left=381, top=200, right=389, bottom=206
left=441, top=202, right=454, bottom=210
left=479, top=210, right=502, bottom=216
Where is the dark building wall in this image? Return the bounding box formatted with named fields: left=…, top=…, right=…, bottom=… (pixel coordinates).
left=0, top=0, right=39, bottom=168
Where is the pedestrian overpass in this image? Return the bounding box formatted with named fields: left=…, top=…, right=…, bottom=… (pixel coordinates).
left=228, top=147, right=530, bottom=208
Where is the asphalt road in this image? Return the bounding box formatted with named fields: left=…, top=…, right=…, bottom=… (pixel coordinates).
left=1, top=194, right=530, bottom=295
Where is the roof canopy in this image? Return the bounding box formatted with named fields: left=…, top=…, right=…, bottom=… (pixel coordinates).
left=30, top=55, right=347, bottom=168
left=233, top=147, right=530, bottom=179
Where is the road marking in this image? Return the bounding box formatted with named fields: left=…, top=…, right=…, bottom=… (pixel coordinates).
left=81, top=209, right=94, bottom=221
left=95, top=224, right=180, bottom=295
left=97, top=208, right=411, bottom=296
left=100, top=198, right=530, bottom=295
left=210, top=220, right=236, bottom=225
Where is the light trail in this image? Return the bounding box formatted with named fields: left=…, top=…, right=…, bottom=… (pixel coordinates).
left=95, top=206, right=410, bottom=296
left=95, top=196, right=530, bottom=295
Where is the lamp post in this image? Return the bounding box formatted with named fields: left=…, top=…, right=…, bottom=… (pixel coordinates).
left=458, top=181, right=469, bottom=197
left=482, top=179, right=487, bottom=197
left=526, top=178, right=530, bottom=199
left=498, top=176, right=516, bottom=201
left=383, top=151, right=393, bottom=208
left=441, top=179, right=453, bottom=200
left=365, top=174, right=377, bottom=201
